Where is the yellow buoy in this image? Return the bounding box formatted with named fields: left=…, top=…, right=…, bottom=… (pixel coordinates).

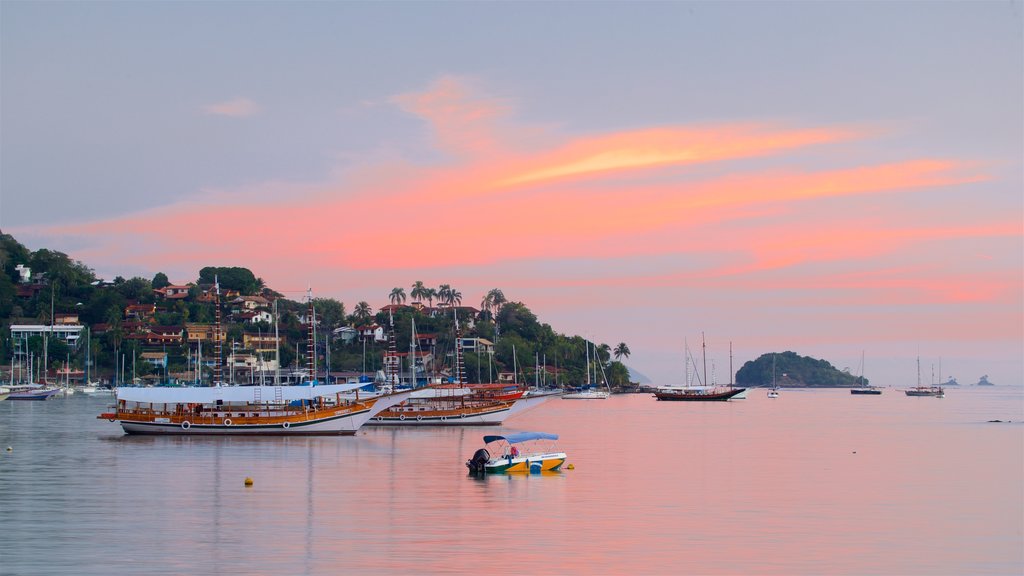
left=566, top=464, right=574, bottom=470
left=244, top=477, right=254, bottom=486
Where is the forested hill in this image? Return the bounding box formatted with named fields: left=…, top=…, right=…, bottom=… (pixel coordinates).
left=0, top=232, right=634, bottom=388
left=735, top=351, right=865, bottom=388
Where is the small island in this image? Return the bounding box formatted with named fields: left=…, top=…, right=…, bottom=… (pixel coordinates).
left=736, top=351, right=865, bottom=388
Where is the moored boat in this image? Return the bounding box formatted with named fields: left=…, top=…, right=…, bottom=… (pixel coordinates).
left=562, top=387, right=610, bottom=400
left=465, top=432, right=566, bottom=474
left=368, top=386, right=553, bottom=426
left=850, top=351, right=882, bottom=395
left=99, top=383, right=414, bottom=435
left=654, top=385, right=747, bottom=401
left=6, top=385, right=62, bottom=401
left=654, top=334, right=746, bottom=402
left=904, top=356, right=944, bottom=397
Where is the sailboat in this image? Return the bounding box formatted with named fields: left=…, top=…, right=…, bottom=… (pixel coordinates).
left=654, top=334, right=746, bottom=401
left=850, top=351, right=881, bottom=395
left=904, top=356, right=944, bottom=397
left=8, top=302, right=62, bottom=400
left=767, top=354, right=780, bottom=398
left=562, top=339, right=610, bottom=399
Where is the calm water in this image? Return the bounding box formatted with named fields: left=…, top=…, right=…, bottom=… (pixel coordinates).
left=1, top=386, right=1022, bottom=576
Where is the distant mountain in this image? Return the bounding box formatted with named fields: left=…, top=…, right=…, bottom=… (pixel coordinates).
left=736, top=351, right=863, bottom=388
left=625, top=365, right=652, bottom=385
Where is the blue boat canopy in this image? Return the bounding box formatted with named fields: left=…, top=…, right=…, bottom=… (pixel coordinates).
left=483, top=432, right=559, bottom=444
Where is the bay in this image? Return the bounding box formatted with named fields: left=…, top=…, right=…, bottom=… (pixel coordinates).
left=1, top=386, right=1021, bottom=575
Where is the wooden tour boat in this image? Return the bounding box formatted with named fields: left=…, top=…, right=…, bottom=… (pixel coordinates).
left=99, top=383, right=414, bottom=435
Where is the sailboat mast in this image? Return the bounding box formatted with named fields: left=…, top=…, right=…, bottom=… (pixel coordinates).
left=307, top=289, right=316, bottom=384
left=273, top=298, right=281, bottom=386
left=213, top=277, right=222, bottom=387
left=701, top=332, right=708, bottom=389
left=729, top=341, right=733, bottom=386
left=585, top=339, right=591, bottom=387
left=410, top=317, right=417, bottom=388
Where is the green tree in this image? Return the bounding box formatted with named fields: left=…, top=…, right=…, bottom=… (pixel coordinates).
left=152, top=272, right=170, bottom=289
left=312, top=298, right=346, bottom=329
left=389, top=287, right=406, bottom=305
left=353, top=301, right=372, bottom=323
left=437, top=284, right=451, bottom=306
left=613, top=342, right=631, bottom=361
left=410, top=281, right=427, bottom=303
left=198, top=267, right=259, bottom=294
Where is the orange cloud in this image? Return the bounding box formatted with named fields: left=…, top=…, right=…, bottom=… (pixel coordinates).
left=202, top=98, right=261, bottom=117
left=495, top=125, right=856, bottom=188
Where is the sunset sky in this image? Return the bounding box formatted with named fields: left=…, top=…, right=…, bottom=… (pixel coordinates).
left=2, top=2, right=1021, bottom=386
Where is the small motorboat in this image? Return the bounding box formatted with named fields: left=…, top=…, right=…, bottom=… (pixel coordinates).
left=466, top=432, right=566, bottom=475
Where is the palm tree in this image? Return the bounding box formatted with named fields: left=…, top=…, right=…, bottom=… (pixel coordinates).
left=437, top=284, right=452, bottom=307
left=450, top=289, right=462, bottom=306
left=411, top=281, right=426, bottom=303
left=614, top=342, right=631, bottom=361
left=389, top=287, right=406, bottom=305
left=480, top=293, right=493, bottom=315
left=354, top=301, right=372, bottom=323
left=488, top=288, right=506, bottom=315
left=425, top=288, right=437, bottom=308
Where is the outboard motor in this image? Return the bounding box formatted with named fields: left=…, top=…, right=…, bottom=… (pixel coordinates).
left=466, top=448, right=490, bottom=475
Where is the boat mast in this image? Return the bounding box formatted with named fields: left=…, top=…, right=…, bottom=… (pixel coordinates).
left=410, top=316, right=417, bottom=388
left=386, top=309, right=397, bottom=387
left=307, top=288, right=316, bottom=385
left=729, top=341, right=733, bottom=387
left=585, top=339, right=591, bottom=387
left=273, top=298, right=281, bottom=386
left=702, top=332, right=708, bottom=389
left=453, top=308, right=465, bottom=385
left=213, top=277, right=222, bottom=387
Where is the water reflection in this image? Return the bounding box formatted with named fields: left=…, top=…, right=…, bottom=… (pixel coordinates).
left=1, top=388, right=1021, bottom=575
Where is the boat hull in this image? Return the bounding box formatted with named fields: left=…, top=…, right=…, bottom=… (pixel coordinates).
left=905, top=387, right=942, bottom=397
left=104, top=389, right=413, bottom=436
left=7, top=388, right=62, bottom=401
left=368, top=393, right=553, bottom=426
left=653, top=387, right=746, bottom=401
left=851, top=388, right=882, bottom=395
left=561, top=390, right=610, bottom=399
left=483, top=453, right=567, bottom=473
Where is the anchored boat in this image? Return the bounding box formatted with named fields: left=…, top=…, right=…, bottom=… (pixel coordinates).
left=368, top=385, right=554, bottom=426
left=99, top=383, right=414, bottom=435
left=465, top=432, right=566, bottom=474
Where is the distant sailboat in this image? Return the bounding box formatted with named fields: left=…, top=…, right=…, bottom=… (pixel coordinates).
left=767, top=354, right=780, bottom=398
left=905, top=357, right=944, bottom=397
left=851, top=352, right=881, bottom=395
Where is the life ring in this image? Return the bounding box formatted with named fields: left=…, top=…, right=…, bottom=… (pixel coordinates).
left=376, top=416, right=384, bottom=421
left=416, top=415, right=423, bottom=422
left=460, top=413, right=467, bottom=419
left=224, top=418, right=233, bottom=426
left=282, top=421, right=290, bottom=429
left=181, top=421, right=191, bottom=430
left=108, top=418, right=116, bottom=422
left=399, top=414, right=405, bottom=421
left=440, top=416, right=447, bottom=422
